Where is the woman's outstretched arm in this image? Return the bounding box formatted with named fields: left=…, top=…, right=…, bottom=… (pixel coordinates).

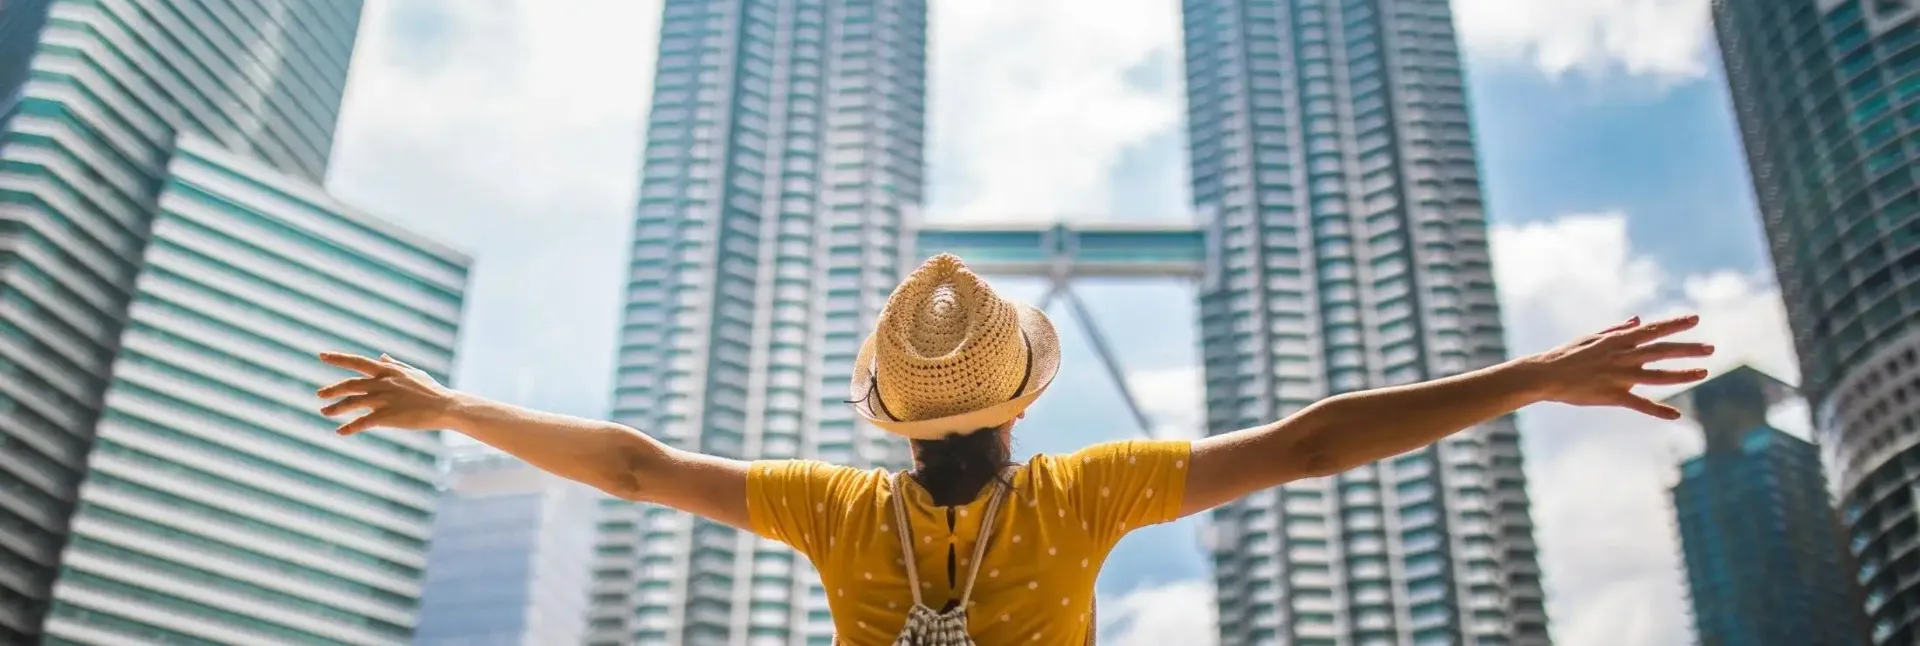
left=1178, top=314, right=1715, bottom=517
left=315, top=353, right=752, bottom=528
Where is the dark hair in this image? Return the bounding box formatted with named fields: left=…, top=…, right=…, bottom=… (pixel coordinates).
left=910, top=426, right=1016, bottom=506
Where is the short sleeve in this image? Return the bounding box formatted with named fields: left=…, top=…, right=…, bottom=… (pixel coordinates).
left=1058, top=439, right=1192, bottom=547
left=745, top=460, right=871, bottom=557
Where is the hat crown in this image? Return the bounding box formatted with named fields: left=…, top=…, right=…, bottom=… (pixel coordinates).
left=872, top=254, right=1030, bottom=424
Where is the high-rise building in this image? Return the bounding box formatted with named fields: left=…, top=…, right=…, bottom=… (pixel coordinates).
left=0, top=2, right=365, bottom=640
left=416, top=445, right=602, bottom=646
left=1666, top=366, right=1872, bottom=646
left=1181, top=0, right=1549, bottom=644
left=1712, top=1, right=1920, bottom=642
left=37, top=136, right=468, bottom=645
left=590, top=0, right=928, bottom=643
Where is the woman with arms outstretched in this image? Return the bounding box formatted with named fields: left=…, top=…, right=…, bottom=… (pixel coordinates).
left=315, top=253, right=1712, bottom=645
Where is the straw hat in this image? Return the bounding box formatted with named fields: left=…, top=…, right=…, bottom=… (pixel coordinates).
left=850, top=254, right=1061, bottom=440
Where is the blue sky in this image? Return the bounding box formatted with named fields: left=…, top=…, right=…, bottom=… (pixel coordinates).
left=324, top=1, right=1801, bottom=644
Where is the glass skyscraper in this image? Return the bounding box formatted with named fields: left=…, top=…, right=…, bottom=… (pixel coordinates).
left=0, top=1, right=392, bottom=641
left=416, top=446, right=602, bottom=646
left=1667, top=366, right=1871, bottom=646
left=39, top=136, right=468, bottom=645
left=1712, top=1, right=1920, bottom=642
left=590, top=0, right=927, bottom=644
left=1182, top=0, right=1549, bottom=644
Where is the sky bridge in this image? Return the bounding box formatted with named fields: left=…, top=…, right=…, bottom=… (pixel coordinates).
left=911, top=221, right=1208, bottom=440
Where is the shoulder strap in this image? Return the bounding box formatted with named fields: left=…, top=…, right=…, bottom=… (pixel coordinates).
left=863, top=469, right=1098, bottom=644
left=887, top=469, right=1016, bottom=608
left=954, top=468, right=1013, bottom=607
left=888, top=470, right=926, bottom=609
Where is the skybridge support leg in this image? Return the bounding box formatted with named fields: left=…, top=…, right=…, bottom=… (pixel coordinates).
left=1040, top=276, right=1158, bottom=440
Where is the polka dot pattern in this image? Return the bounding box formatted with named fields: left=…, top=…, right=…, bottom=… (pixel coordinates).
left=747, top=440, right=1191, bottom=645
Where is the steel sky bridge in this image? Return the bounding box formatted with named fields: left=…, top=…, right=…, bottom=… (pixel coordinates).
left=912, top=221, right=1206, bottom=439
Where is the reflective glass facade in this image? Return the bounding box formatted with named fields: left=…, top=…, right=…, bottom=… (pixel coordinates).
left=1668, top=367, right=1870, bottom=646
left=1181, top=0, right=1548, bottom=644
left=36, top=136, right=467, bottom=646
left=416, top=449, right=601, bottom=646
left=591, top=0, right=927, bottom=644
left=1714, top=1, right=1920, bottom=642
left=0, top=1, right=364, bottom=641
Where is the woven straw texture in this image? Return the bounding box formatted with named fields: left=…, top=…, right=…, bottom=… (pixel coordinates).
left=850, top=254, right=1061, bottom=440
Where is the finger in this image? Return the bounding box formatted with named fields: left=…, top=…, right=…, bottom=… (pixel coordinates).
left=316, top=376, right=381, bottom=399
left=319, top=352, right=395, bottom=377
left=1630, top=342, right=1716, bottom=362
left=320, top=393, right=386, bottom=417
left=1621, top=314, right=1701, bottom=343
left=337, top=411, right=390, bottom=436
left=1598, top=316, right=1641, bottom=334
left=382, top=353, right=421, bottom=372
left=1631, top=367, right=1710, bottom=385
left=1617, top=393, right=1683, bottom=420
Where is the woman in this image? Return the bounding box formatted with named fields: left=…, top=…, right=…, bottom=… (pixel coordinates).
left=316, top=254, right=1712, bottom=645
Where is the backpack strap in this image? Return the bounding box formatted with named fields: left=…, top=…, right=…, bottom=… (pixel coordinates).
left=887, top=470, right=927, bottom=609
left=953, top=468, right=1013, bottom=607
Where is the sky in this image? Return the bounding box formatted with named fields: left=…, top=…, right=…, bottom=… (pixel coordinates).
left=323, top=0, right=1802, bottom=644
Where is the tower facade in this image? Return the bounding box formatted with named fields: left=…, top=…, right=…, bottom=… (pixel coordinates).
left=416, top=446, right=602, bottom=646
left=38, top=136, right=468, bottom=646
left=1181, top=0, right=1549, bottom=643
left=1666, top=366, right=1871, bottom=646
left=0, top=1, right=365, bottom=640
left=1712, top=0, right=1920, bottom=642
left=588, top=0, right=928, bottom=643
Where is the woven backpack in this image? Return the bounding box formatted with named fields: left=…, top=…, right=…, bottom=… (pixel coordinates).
left=835, top=470, right=1095, bottom=646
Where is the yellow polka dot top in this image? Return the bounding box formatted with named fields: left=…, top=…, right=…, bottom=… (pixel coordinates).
left=746, top=439, right=1193, bottom=645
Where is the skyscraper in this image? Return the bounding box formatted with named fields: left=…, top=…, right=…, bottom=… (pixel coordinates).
left=0, top=1, right=367, bottom=641
left=1666, top=366, right=1871, bottom=646
left=416, top=445, right=602, bottom=646
left=590, top=0, right=928, bottom=643
left=37, top=135, right=469, bottom=645
left=1182, top=0, right=1548, bottom=644
left=1711, top=1, right=1920, bottom=642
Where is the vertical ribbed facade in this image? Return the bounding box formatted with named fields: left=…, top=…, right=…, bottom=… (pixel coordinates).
left=589, top=0, right=927, bottom=644
left=1667, top=367, right=1871, bottom=646
left=1712, top=1, right=1920, bottom=642
left=1183, top=0, right=1548, bottom=644
left=38, top=136, right=467, bottom=646
left=0, top=1, right=363, bottom=641
left=416, top=447, right=602, bottom=646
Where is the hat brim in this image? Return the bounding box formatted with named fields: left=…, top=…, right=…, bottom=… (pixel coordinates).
left=849, top=301, right=1061, bottom=441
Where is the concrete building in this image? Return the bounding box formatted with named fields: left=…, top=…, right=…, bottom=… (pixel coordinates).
left=38, top=136, right=468, bottom=645
left=1178, top=0, right=1550, bottom=644
left=0, top=1, right=365, bottom=640
left=1712, top=0, right=1920, bottom=642
left=588, top=0, right=927, bottom=643
left=1666, top=366, right=1871, bottom=646
left=414, top=445, right=602, bottom=646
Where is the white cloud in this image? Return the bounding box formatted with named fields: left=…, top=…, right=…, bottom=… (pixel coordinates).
left=329, top=0, right=661, bottom=417
left=1099, top=579, right=1218, bottom=646
left=1490, top=212, right=1796, bottom=646
left=1453, top=0, right=1715, bottom=80
left=1128, top=366, right=1206, bottom=441
left=927, top=0, right=1186, bottom=222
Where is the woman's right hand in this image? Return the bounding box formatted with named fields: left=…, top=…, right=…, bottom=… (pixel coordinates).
left=316, top=352, right=465, bottom=435
left=1523, top=314, right=1715, bottom=419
